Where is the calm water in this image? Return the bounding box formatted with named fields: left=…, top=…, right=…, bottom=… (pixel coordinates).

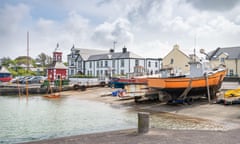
left=0, top=96, right=136, bottom=144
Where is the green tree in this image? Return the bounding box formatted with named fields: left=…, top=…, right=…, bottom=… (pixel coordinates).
left=36, top=53, right=47, bottom=67
left=63, top=62, right=68, bottom=66
left=1, top=57, right=14, bottom=67
left=15, top=56, right=34, bottom=65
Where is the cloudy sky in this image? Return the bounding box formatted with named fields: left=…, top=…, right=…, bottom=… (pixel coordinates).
left=1, top=0, right=240, bottom=61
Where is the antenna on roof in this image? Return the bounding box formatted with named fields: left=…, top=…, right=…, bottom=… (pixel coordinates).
left=194, top=34, right=197, bottom=57
left=113, top=41, right=117, bottom=50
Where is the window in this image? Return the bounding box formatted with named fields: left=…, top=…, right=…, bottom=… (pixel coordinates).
left=71, top=60, right=74, bottom=66
left=71, top=69, right=74, bottom=75
left=112, top=60, right=115, bottom=67
left=78, top=61, right=82, bottom=68
left=97, top=70, right=99, bottom=76
left=89, top=61, right=92, bottom=68
left=97, top=61, right=99, bottom=68
left=121, top=59, right=124, bottom=67
left=105, top=61, right=108, bottom=67
left=148, top=61, right=151, bottom=67
left=170, top=58, right=174, bottom=64
left=155, top=62, right=158, bottom=68
left=220, top=58, right=225, bottom=63
left=229, top=69, right=234, bottom=76
left=105, top=70, right=108, bottom=76
left=100, top=61, right=103, bottom=67
left=135, top=59, right=139, bottom=66
left=121, top=70, right=124, bottom=75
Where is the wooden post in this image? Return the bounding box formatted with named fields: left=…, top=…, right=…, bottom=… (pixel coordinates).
left=26, top=80, right=29, bottom=101
left=205, top=72, right=211, bottom=103
left=138, top=112, right=150, bottom=134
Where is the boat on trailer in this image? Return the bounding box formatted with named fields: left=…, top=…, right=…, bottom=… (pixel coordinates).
left=147, top=59, right=227, bottom=102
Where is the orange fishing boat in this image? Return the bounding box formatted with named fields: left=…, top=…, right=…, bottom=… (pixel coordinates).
left=147, top=60, right=227, bottom=101
left=44, top=93, right=60, bottom=98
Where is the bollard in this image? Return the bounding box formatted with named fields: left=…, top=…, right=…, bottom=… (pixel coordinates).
left=138, top=112, right=150, bottom=134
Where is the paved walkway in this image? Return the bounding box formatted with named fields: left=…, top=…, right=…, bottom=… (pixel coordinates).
left=21, top=128, right=240, bottom=144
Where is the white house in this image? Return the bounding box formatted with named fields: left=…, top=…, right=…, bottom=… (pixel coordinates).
left=67, top=46, right=162, bottom=78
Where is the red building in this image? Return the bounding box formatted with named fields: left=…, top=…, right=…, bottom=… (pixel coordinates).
left=47, top=49, right=68, bottom=81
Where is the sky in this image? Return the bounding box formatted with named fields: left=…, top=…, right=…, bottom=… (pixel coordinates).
left=0, top=0, right=240, bottom=62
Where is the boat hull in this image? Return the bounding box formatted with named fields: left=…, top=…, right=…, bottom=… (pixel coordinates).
left=44, top=93, right=60, bottom=98
left=147, top=69, right=227, bottom=99
left=109, top=77, right=147, bottom=88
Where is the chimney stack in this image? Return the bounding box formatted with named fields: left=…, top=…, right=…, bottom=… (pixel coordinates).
left=110, top=49, right=114, bottom=53
left=122, top=46, right=127, bottom=53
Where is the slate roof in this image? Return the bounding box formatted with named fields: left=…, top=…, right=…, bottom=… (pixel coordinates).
left=88, top=51, right=143, bottom=61
left=69, top=48, right=108, bottom=61
left=208, top=47, right=240, bottom=60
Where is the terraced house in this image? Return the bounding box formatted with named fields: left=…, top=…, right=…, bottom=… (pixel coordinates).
left=67, top=46, right=162, bottom=78
left=208, top=46, right=240, bottom=77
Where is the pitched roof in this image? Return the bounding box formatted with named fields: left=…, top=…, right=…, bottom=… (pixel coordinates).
left=208, top=46, right=240, bottom=60
left=69, top=48, right=108, bottom=61
left=54, top=62, right=67, bottom=69
left=163, top=45, right=189, bottom=60
left=0, top=66, right=10, bottom=73
left=48, top=61, right=67, bottom=69
left=88, top=51, right=143, bottom=60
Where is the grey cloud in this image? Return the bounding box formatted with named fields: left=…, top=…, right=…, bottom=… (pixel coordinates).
left=0, top=4, right=30, bottom=35
left=91, top=18, right=133, bottom=47
left=127, top=0, right=160, bottom=22
left=186, top=0, right=239, bottom=11
left=96, top=0, right=112, bottom=6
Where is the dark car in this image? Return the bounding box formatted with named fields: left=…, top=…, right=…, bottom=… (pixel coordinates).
left=18, top=76, right=32, bottom=84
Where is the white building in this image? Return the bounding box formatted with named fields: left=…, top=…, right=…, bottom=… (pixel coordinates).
left=67, top=46, right=162, bottom=77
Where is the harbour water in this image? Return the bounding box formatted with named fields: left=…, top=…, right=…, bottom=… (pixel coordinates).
left=0, top=94, right=226, bottom=143
left=0, top=96, right=136, bottom=143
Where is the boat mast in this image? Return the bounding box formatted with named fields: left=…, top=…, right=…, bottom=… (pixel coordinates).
left=27, top=31, right=29, bottom=72
left=193, top=34, right=196, bottom=62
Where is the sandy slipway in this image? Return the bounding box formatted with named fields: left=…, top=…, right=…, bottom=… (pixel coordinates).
left=19, top=84, right=240, bottom=144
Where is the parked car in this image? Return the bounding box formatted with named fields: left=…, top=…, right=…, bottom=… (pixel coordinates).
left=19, top=76, right=33, bottom=84
left=10, top=76, right=24, bottom=83
left=22, top=76, right=45, bottom=84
